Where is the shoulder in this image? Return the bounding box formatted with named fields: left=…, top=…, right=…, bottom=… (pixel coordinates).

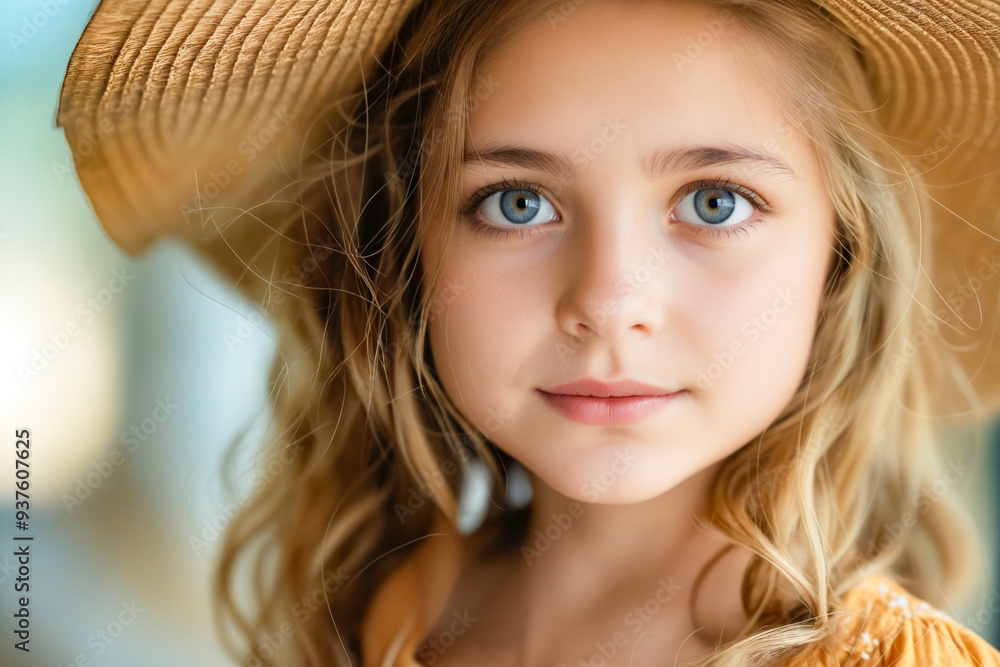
left=796, top=572, right=1000, bottom=666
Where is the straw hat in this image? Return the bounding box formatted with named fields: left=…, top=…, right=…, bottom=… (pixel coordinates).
left=57, top=1, right=1000, bottom=408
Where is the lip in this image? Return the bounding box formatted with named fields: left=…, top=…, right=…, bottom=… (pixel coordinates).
left=541, top=378, right=678, bottom=397
left=536, top=378, right=687, bottom=426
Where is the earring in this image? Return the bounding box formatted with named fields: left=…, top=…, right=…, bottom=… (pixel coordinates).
left=504, top=460, right=533, bottom=511
left=456, top=455, right=493, bottom=535
left=456, top=455, right=535, bottom=535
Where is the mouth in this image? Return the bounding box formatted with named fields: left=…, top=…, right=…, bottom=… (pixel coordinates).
left=540, top=377, right=680, bottom=398
left=536, top=388, right=687, bottom=426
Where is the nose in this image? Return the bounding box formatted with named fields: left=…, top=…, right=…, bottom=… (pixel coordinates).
left=556, top=214, right=666, bottom=343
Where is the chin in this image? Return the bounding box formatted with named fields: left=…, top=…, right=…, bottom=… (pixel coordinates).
left=541, top=461, right=694, bottom=506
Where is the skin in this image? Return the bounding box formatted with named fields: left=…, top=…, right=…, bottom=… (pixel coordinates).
left=418, top=0, right=837, bottom=663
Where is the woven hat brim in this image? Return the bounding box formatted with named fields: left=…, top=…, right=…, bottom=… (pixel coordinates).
left=57, top=0, right=421, bottom=292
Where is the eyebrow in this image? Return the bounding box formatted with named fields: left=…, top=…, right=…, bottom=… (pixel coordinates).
left=462, top=142, right=797, bottom=181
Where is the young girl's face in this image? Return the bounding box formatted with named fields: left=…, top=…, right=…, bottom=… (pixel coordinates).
left=421, top=0, right=836, bottom=504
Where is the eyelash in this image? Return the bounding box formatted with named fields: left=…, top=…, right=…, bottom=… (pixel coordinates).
left=459, top=176, right=774, bottom=242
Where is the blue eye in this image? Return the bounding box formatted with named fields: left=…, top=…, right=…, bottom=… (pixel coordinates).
left=460, top=177, right=771, bottom=243
left=674, top=187, right=755, bottom=227
left=476, top=187, right=559, bottom=227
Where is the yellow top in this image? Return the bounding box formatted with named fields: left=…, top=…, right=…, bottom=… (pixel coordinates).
left=791, top=572, right=1000, bottom=666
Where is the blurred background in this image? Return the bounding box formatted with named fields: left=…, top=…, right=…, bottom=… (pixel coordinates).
left=1, top=1, right=999, bottom=665
left=1, top=1, right=277, bottom=664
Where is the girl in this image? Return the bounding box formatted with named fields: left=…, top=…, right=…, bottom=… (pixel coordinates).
left=56, top=0, right=1000, bottom=665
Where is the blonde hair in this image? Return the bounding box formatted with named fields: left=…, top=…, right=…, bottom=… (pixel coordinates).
left=213, top=0, right=984, bottom=665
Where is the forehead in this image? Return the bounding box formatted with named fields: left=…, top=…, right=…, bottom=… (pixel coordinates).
left=467, top=0, right=802, bottom=164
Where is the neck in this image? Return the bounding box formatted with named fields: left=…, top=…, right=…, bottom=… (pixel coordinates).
left=469, top=461, right=752, bottom=664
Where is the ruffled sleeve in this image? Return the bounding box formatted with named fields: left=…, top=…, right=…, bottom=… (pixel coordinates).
left=880, top=607, right=1000, bottom=666
left=799, top=573, right=1000, bottom=666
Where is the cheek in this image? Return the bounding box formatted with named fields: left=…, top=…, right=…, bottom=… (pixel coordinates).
left=686, top=226, right=831, bottom=422
left=426, top=254, right=546, bottom=430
